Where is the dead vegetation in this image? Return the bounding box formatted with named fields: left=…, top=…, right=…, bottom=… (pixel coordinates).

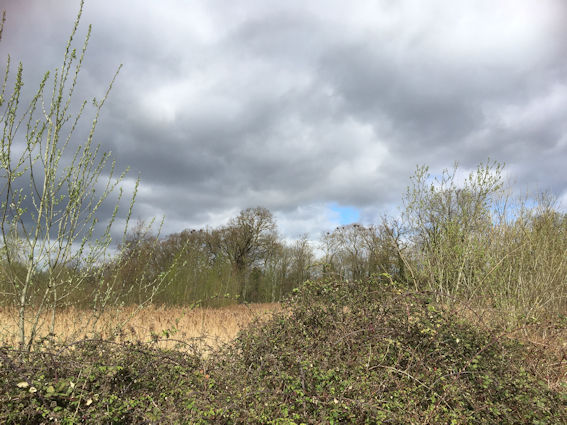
left=0, top=303, right=280, bottom=352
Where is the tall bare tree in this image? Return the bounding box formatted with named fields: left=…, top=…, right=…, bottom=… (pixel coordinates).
left=217, top=207, right=278, bottom=301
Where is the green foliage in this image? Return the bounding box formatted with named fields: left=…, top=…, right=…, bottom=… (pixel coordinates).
left=211, top=278, right=566, bottom=423
left=0, top=341, right=204, bottom=424
left=1, top=278, right=564, bottom=424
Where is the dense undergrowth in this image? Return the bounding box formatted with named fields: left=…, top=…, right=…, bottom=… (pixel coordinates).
left=1, top=277, right=566, bottom=424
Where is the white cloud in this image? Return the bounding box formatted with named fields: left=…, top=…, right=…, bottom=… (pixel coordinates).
left=2, top=0, right=565, bottom=241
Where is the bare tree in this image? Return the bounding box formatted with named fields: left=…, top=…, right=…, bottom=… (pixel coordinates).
left=322, top=224, right=373, bottom=281
left=217, top=207, right=278, bottom=301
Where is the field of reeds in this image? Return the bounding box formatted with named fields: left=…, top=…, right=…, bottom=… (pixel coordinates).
left=0, top=303, right=280, bottom=352
left=2, top=299, right=563, bottom=387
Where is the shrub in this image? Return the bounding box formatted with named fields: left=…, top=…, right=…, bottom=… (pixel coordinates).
left=208, top=277, right=566, bottom=423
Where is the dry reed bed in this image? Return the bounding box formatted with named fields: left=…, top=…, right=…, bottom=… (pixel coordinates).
left=0, top=301, right=564, bottom=385
left=445, top=302, right=567, bottom=387
left=0, top=303, right=281, bottom=352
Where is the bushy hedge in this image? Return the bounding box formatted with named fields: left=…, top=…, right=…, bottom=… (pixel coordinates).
left=1, top=277, right=565, bottom=424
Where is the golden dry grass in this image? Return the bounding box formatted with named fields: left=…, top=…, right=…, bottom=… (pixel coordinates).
left=444, top=302, right=567, bottom=388
left=0, top=303, right=281, bottom=352
left=1, top=300, right=564, bottom=386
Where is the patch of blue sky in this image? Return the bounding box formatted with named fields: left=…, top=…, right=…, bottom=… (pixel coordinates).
left=492, top=196, right=545, bottom=223
left=329, top=203, right=360, bottom=225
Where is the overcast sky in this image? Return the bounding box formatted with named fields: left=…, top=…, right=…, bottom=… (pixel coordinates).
left=2, top=0, right=566, bottom=242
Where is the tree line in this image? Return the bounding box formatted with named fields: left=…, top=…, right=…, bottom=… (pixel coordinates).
left=108, top=160, right=567, bottom=322
left=3, top=160, right=566, bottom=316
left=112, top=207, right=314, bottom=306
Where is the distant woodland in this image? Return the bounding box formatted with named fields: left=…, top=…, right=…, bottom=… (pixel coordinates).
left=3, top=162, right=565, bottom=329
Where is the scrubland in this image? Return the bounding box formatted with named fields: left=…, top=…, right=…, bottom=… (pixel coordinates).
left=2, top=4, right=566, bottom=422
left=1, top=279, right=566, bottom=424
left=1, top=157, right=566, bottom=423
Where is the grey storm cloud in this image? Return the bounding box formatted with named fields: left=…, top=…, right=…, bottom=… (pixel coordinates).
left=1, top=0, right=566, bottom=240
